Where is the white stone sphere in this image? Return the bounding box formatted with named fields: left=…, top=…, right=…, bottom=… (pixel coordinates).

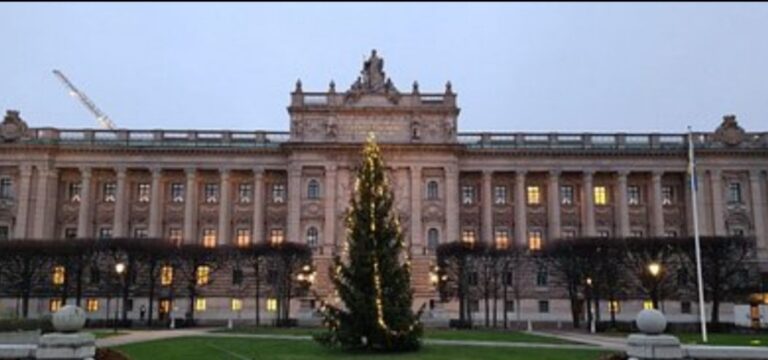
left=636, top=309, right=667, bottom=335
left=52, top=305, right=87, bottom=333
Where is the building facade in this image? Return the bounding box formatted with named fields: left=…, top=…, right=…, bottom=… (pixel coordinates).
left=1, top=51, right=767, bottom=325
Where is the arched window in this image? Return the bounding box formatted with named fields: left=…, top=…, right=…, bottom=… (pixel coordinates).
left=306, top=227, right=319, bottom=248
left=427, top=181, right=439, bottom=200
left=427, top=228, right=439, bottom=250
left=307, top=180, right=320, bottom=199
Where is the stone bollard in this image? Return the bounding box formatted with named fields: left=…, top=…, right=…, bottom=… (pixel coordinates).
left=36, top=305, right=96, bottom=360
left=626, top=309, right=682, bottom=360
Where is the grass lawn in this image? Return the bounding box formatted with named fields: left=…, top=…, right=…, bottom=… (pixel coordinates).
left=114, top=336, right=609, bottom=360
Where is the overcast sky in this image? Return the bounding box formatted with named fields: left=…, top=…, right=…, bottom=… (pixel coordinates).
left=2, top=2, right=767, bottom=133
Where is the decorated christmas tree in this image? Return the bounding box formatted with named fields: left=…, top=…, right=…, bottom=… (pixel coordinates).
left=315, top=133, right=423, bottom=352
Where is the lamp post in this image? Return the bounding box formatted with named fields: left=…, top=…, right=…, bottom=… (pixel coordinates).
left=648, top=262, right=661, bottom=310
left=586, top=277, right=595, bottom=333
left=114, top=262, right=125, bottom=334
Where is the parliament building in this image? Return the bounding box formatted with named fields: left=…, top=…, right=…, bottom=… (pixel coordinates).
left=1, top=51, right=767, bottom=325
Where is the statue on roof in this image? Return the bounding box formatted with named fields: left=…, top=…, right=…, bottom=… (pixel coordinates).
left=345, top=50, right=401, bottom=104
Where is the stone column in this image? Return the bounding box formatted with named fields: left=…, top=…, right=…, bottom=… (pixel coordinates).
left=287, top=165, right=301, bottom=243
left=218, top=168, right=231, bottom=246
left=76, top=167, right=92, bottom=238
left=482, top=170, right=493, bottom=245
left=750, top=170, right=766, bottom=250
left=583, top=170, right=596, bottom=237
left=183, top=168, right=197, bottom=244
left=148, top=168, right=163, bottom=238
left=324, top=165, right=337, bottom=250
left=617, top=170, right=630, bottom=238
left=515, top=171, right=527, bottom=247
left=33, top=166, right=58, bottom=239
left=548, top=170, right=561, bottom=241
left=651, top=171, right=665, bottom=237
left=444, top=165, right=459, bottom=243
left=710, top=169, right=726, bottom=236
left=113, top=167, right=128, bottom=237
left=252, top=168, right=265, bottom=244
left=13, top=165, right=32, bottom=239
left=410, top=166, right=423, bottom=248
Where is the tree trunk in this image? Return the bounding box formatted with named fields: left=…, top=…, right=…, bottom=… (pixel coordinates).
left=147, top=262, right=157, bottom=327
left=255, top=261, right=261, bottom=326
left=75, top=265, right=83, bottom=306
left=503, top=271, right=508, bottom=329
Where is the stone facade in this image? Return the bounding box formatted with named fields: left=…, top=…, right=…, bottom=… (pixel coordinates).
left=1, top=51, right=768, bottom=325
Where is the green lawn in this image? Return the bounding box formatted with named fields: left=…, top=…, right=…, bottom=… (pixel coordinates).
left=114, top=336, right=608, bottom=360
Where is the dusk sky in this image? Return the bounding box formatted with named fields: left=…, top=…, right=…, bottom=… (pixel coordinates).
left=2, top=2, right=767, bottom=133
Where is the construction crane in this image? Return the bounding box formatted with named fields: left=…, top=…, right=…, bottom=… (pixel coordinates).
left=52, top=69, right=117, bottom=130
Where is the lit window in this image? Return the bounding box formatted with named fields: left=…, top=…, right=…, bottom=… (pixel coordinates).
left=0, top=178, right=12, bottom=199
left=307, top=180, right=320, bottom=199
left=203, top=228, right=217, bottom=248
left=272, top=184, right=285, bottom=204
left=560, top=185, right=574, bottom=205
left=238, top=183, right=252, bottom=203
left=427, top=228, right=439, bottom=250
left=169, top=228, right=182, bottom=244
left=52, top=266, right=65, bottom=285
left=643, top=300, right=654, bottom=310
left=728, top=182, right=742, bottom=204
left=461, top=185, right=475, bottom=205
left=69, top=182, right=82, bottom=202
left=427, top=181, right=439, bottom=200
left=134, top=228, right=148, bottom=239
left=196, top=266, right=210, bottom=286
left=528, top=231, right=542, bottom=251
left=461, top=229, right=476, bottom=244
left=494, top=185, right=507, bottom=205
left=270, top=229, right=284, bottom=245
left=630, top=231, right=643, bottom=238
left=538, top=300, right=549, bottom=313
left=608, top=300, right=621, bottom=314
left=494, top=228, right=509, bottom=249
left=267, top=298, right=278, bottom=312
left=306, top=227, right=318, bottom=248
left=594, top=186, right=608, bottom=205
left=86, top=298, right=99, bottom=313
left=231, top=298, right=243, bottom=311
left=99, top=227, right=112, bottom=239
left=64, top=228, right=77, bottom=239
left=159, top=300, right=171, bottom=314
left=536, top=267, right=548, bottom=287
left=662, top=186, right=674, bottom=205
left=49, top=298, right=62, bottom=312
left=204, top=183, right=218, bottom=203
left=195, top=298, right=206, bottom=311
left=526, top=186, right=540, bottom=205
left=236, top=229, right=251, bottom=247
left=161, top=266, right=173, bottom=286
left=171, top=183, right=184, bottom=203
left=628, top=186, right=640, bottom=205
left=138, top=183, right=151, bottom=203
left=103, top=182, right=116, bottom=203
left=0, top=226, right=9, bottom=241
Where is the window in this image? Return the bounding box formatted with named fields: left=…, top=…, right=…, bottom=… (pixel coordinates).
left=272, top=184, right=285, bottom=204
left=171, top=183, right=184, bottom=203
left=470, top=300, right=480, bottom=312
left=64, top=228, right=77, bottom=239
left=98, top=227, right=112, bottom=239
left=138, top=183, right=151, bottom=203
left=560, top=185, right=574, bottom=205
left=161, top=266, right=173, bottom=286
left=461, top=229, right=476, bottom=244
left=729, top=182, right=742, bottom=204
left=608, top=301, right=621, bottom=314
left=536, top=267, right=548, bottom=287
left=681, top=301, right=692, bottom=314
left=732, top=228, right=745, bottom=237
left=427, top=228, right=439, bottom=250
left=643, top=300, right=654, bottom=310
left=266, top=228, right=283, bottom=245
left=232, top=269, right=243, bottom=285
left=159, top=300, right=171, bottom=314
left=203, top=229, right=217, bottom=248
left=598, top=230, right=610, bottom=238
left=134, top=228, right=148, bottom=238
left=86, top=299, right=99, bottom=313
left=231, top=298, right=243, bottom=311
left=195, top=298, right=206, bottom=311
left=662, top=186, right=674, bottom=205
left=204, top=183, right=218, bottom=203
left=630, top=230, right=643, bottom=238
left=69, top=182, right=82, bottom=202
left=238, top=183, right=252, bottom=203
left=103, top=182, right=116, bottom=202
left=307, top=180, right=320, bottom=199
left=267, top=298, right=278, bottom=312
left=562, top=230, right=576, bottom=239
left=494, top=228, right=509, bottom=249
left=427, top=181, right=439, bottom=200
left=52, top=266, right=65, bottom=285
left=0, top=178, right=11, bottom=199
left=236, top=229, right=251, bottom=247
left=527, top=186, right=541, bottom=205
left=538, top=300, right=549, bottom=313
left=528, top=230, right=542, bottom=251
left=0, top=225, right=8, bottom=241
left=461, top=185, right=475, bottom=205
left=594, top=186, right=608, bottom=205
left=196, top=266, right=210, bottom=286
left=306, top=227, right=319, bottom=248
left=628, top=186, right=641, bottom=205
left=49, top=298, right=63, bottom=312
left=505, top=300, right=515, bottom=312
left=169, top=228, right=182, bottom=244
left=494, top=185, right=507, bottom=205
left=665, top=231, right=678, bottom=238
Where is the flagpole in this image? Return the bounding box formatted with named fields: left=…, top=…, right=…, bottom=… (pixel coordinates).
left=688, top=126, right=708, bottom=343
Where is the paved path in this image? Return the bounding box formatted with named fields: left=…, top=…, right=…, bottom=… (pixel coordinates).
left=535, top=330, right=627, bottom=351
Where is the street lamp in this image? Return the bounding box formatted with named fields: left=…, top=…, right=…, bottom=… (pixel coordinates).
left=585, top=277, right=595, bottom=333
left=114, top=262, right=125, bottom=334
left=648, top=262, right=662, bottom=309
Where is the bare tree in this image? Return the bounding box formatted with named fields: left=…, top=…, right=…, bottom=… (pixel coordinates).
left=0, top=240, right=53, bottom=318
